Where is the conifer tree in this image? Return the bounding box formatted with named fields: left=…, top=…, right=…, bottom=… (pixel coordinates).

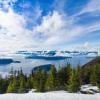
left=33, top=70, right=41, bottom=91
left=67, top=69, right=80, bottom=92
left=39, top=71, right=47, bottom=92
left=33, top=69, right=47, bottom=92
left=26, top=75, right=34, bottom=90
left=0, top=76, right=4, bottom=93
left=46, top=65, right=57, bottom=90
left=57, top=67, right=69, bottom=89
left=77, top=65, right=82, bottom=85
left=7, top=77, right=18, bottom=93
left=18, top=69, right=26, bottom=93
left=66, top=64, right=72, bottom=85
left=96, top=65, right=100, bottom=88
left=90, top=65, right=97, bottom=86
left=18, top=76, right=26, bottom=93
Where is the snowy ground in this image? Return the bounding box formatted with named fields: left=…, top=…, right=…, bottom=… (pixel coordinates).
left=0, top=91, right=100, bottom=100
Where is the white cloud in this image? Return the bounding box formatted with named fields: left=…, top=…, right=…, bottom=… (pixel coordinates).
left=0, top=0, right=43, bottom=52
left=32, top=10, right=100, bottom=50
left=0, top=8, right=99, bottom=51
left=84, top=0, right=100, bottom=12
left=33, top=11, right=81, bottom=46
left=78, top=0, right=100, bottom=15
left=0, top=7, right=34, bottom=51
left=0, top=0, right=100, bottom=52
left=0, top=0, right=17, bottom=10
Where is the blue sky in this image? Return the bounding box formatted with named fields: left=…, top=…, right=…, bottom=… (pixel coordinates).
left=0, top=0, right=100, bottom=52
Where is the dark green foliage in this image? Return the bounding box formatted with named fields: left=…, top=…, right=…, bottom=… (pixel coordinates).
left=90, top=65, right=97, bottom=86
left=0, top=62, right=100, bottom=93
left=7, top=68, right=18, bottom=93
left=18, top=69, right=27, bottom=93
left=39, top=71, right=47, bottom=92
left=66, top=64, right=72, bottom=85
left=57, top=67, right=67, bottom=88
left=0, top=76, right=8, bottom=93
left=81, top=66, right=91, bottom=84
left=92, top=65, right=100, bottom=88
left=57, top=64, right=72, bottom=89
left=77, top=65, right=82, bottom=85
left=82, top=56, right=100, bottom=88
left=46, top=65, right=57, bottom=90
left=96, top=66, right=100, bottom=88
left=7, top=77, right=18, bottom=93
left=26, top=75, right=34, bottom=90
left=33, top=70, right=47, bottom=92
left=67, top=69, right=81, bottom=92
left=18, top=76, right=26, bottom=93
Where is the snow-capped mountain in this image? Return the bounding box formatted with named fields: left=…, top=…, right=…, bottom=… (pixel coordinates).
left=16, top=50, right=99, bottom=58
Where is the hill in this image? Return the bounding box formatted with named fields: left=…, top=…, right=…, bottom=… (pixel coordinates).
left=32, top=64, right=52, bottom=72
left=83, top=56, right=100, bottom=67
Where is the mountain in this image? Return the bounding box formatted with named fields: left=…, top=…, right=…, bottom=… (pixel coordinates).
left=32, top=64, right=52, bottom=72
left=0, top=58, right=21, bottom=65
left=26, top=56, right=70, bottom=60
left=16, top=50, right=99, bottom=58
left=0, top=58, right=13, bottom=65
left=83, top=56, right=100, bottom=67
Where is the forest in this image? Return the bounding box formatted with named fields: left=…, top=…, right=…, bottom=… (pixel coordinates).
left=0, top=62, right=100, bottom=94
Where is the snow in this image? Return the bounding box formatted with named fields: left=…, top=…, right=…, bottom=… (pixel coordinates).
left=0, top=91, right=100, bottom=100
left=80, top=84, right=100, bottom=94
left=55, top=51, right=72, bottom=57
left=28, top=89, right=36, bottom=93
left=86, top=53, right=98, bottom=57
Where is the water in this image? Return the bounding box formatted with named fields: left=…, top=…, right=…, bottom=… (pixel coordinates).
left=0, top=53, right=94, bottom=75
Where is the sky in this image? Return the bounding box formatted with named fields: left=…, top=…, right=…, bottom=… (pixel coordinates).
left=0, top=0, right=100, bottom=52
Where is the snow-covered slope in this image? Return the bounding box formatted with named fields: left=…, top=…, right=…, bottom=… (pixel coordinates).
left=0, top=91, right=100, bottom=100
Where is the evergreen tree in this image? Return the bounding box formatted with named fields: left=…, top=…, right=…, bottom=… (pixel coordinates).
left=67, top=69, right=80, bottom=92
left=7, top=77, right=18, bottom=93
left=77, top=65, right=82, bottom=85
left=95, top=65, right=100, bottom=88
left=7, top=68, right=18, bottom=93
left=66, top=64, right=72, bottom=85
left=18, top=76, right=26, bottom=93
left=34, top=69, right=47, bottom=92
left=0, top=76, right=8, bottom=93
left=81, top=66, right=91, bottom=84
left=26, top=75, right=34, bottom=90
left=46, top=65, right=57, bottom=90
left=90, top=65, right=97, bottom=86
left=18, top=69, right=26, bottom=93
left=33, top=70, right=41, bottom=91
left=57, top=66, right=69, bottom=89
left=39, top=71, right=47, bottom=92
left=0, top=76, right=3, bottom=93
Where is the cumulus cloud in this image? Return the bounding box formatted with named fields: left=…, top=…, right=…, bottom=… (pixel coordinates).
left=0, top=0, right=43, bottom=52
left=32, top=10, right=100, bottom=50
left=0, top=3, right=34, bottom=51
left=0, top=0, right=100, bottom=52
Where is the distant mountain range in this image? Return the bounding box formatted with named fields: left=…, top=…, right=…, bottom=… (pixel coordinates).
left=17, top=50, right=99, bottom=58
left=0, top=50, right=99, bottom=65
left=0, top=58, right=20, bottom=65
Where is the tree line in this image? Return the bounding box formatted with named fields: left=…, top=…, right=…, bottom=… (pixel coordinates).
left=0, top=64, right=100, bottom=93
